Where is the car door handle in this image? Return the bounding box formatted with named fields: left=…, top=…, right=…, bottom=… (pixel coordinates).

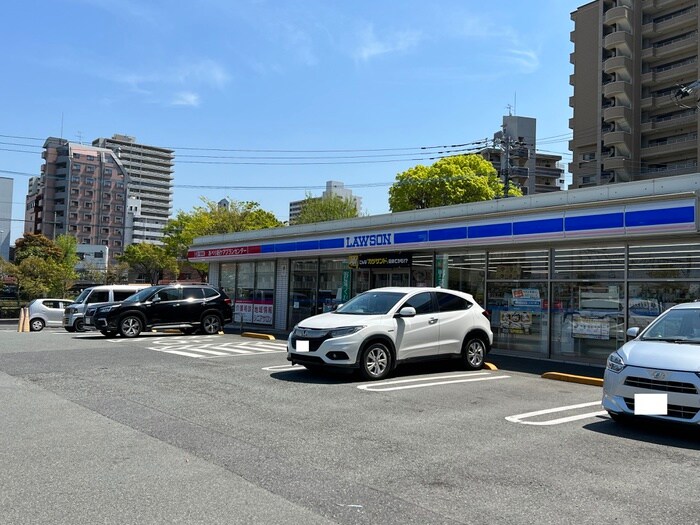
left=429, top=318, right=438, bottom=324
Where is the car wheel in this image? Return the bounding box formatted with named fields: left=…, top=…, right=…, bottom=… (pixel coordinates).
left=30, top=318, right=45, bottom=332
left=100, top=330, right=117, bottom=338
left=75, top=319, right=86, bottom=332
left=119, top=315, right=143, bottom=338
left=200, top=314, right=222, bottom=335
left=462, top=336, right=486, bottom=370
left=359, top=342, right=392, bottom=381
left=64, top=326, right=76, bottom=333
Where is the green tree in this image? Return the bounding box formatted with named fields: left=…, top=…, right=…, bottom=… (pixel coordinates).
left=295, top=193, right=359, bottom=225
left=388, top=154, right=522, bottom=212
left=163, top=198, right=283, bottom=282
left=14, top=233, right=63, bottom=264
left=118, top=244, right=179, bottom=286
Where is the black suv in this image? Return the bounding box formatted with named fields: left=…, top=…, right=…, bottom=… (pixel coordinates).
left=90, top=284, right=233, bottom=338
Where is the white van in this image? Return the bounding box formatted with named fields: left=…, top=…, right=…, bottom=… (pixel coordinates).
left=63, top=284, right=149, bottom=332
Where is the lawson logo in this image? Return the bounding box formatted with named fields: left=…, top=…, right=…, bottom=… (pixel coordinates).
left=345, top=233, right=392, bottom=248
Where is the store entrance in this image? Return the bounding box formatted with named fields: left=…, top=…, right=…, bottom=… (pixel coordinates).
left=371, top=269, right=410, bottom=288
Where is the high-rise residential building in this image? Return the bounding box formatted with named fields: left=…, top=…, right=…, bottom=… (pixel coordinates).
left=289, top=180, right=362, bottom=224
left=569, top=0, right=699, bottom=188
left=0, top=176, right=12, bottom=260
left=480, top=115, right=565, bottom=195
left=25, top=138, right=130, bottom=262
left=92, top=134, right=174, bottom=245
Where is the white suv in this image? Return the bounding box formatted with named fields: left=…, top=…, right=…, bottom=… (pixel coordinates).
left=287, top=287, right=493, bottom=380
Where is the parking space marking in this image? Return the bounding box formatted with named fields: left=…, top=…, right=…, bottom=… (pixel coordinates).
left=262, top=364, right=303, bottom=372
left=505, top=401, right=606, bottom=426
left=145, top=338, right=288, bottom=359
left=358, top=372, right=510, bottom=392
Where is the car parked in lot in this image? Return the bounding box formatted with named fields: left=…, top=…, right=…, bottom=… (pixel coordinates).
left=603, top=302, right=700, bottom=425
left=63, top=284, right=149, bottom=332
left=27, top=298, right=74, bottom=331
left=90, top=283, right=233, bottom=338
left=287, top=287, right=493, bottom=380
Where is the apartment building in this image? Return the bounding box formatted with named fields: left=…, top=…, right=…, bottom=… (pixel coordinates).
left=569, top=0, right=699, bottom=188
left=289, top=180, right=362, bottom=224
left=481, top=115, right=565, bottom=195
left=92, top=134, right=174, bottom=245
left=25, top=138, right=129, bottom=262
left=0, top=176, right=12, bottom=260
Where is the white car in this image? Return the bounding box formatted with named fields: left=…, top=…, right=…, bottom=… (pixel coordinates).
left=26, top=298, right=74, bottom=331
left=287, top=287, right=493, bottom=380
left=602, top=302, right=700, bottom=425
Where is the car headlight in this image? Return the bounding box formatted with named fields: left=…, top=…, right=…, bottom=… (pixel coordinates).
left=97, top=305, right=119, bottom=313
left=606, top=352, right=625, bottom=373
left=329, top=326, right=365, bottom=338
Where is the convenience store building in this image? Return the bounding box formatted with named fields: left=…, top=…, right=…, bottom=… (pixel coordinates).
left=188, top=173, right=700, bottom=364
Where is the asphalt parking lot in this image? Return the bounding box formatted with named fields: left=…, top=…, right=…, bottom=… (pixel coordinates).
left=1, top=326, right=698, bottom=524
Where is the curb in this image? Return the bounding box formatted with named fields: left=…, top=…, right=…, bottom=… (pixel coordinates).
left=483, top=362, right=498, bottom=371
left=541, top=372, right=603, bottom=387
left=242, top=332, right=276, bottom=341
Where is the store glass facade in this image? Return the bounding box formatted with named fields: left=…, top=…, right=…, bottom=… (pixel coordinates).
left=220, top=261, right=276, bottom=326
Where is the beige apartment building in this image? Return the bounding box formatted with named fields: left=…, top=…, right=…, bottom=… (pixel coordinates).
left=569, top=0, right=699, bottom=188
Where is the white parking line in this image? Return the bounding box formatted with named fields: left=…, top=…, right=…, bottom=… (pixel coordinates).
left=262, top=364, right=303, bottom=372
left=506, top=401, right=606, bottom=426
left=358, top=372, right=510, bottom=392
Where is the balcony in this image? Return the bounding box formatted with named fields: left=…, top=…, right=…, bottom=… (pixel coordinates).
left=643, top=7, right=698, bottom=35
left=603, top=55, right=632, bottom=76
left=603, top=105, right=633, bottom=126
left=604, top=6, right=633, bottom=32
left=641, top=60, right=698, bottom=85
left=641, top=135, right=698, bottom=158
left=642, top=33, right=698, bottom=62
left=603, top=31, right=633, bottom=55
left=640, top=113, right=697, bottom=133
left=603, top=130, right=633, bottom=156
left=603, top=156, right=633, bottom=171
left=643, top=0, right=685, bottom=13
left=603, top=80, right=633, bottom=106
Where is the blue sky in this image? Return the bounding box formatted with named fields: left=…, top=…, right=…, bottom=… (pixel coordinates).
left=1, top=0, right=582, bottom=243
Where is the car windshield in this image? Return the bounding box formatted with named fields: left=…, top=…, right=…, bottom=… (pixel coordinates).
left=642, top=308, right=700, bottom=343
left=74, top=288, right=92, bottom=303
left=335, top=291, right=405, bottom=315
left=123, top=287, right=159, bottom=303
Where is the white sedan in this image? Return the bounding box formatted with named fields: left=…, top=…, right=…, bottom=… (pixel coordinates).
left=602, top=302, right=700, bottom=425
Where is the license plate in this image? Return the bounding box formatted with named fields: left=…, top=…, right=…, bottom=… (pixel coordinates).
left=84, top=317, right=93, bottom=326
left=296, top=340, right=310, bottom=352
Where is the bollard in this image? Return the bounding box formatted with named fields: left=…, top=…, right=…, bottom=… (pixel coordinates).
left=21, top=307, right=30, bottom=332
left=17, top=307, right=25, bottom=332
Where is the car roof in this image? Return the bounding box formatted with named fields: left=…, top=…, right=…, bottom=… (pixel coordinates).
left=669, top=301, right=700, bottom=310
left=367, top=287, right=470, bottom=295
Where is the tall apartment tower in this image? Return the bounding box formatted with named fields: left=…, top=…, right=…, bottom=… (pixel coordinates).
left=92, top=134, right=174, bottom=245
left=289, top=180, right=362, bottom=224
left=569, top=0, right=699, bottom=188
left=481, top=115, right=565, bottom=195
left=0, top=176, right=12, bottom=260
left=25, top=138, right=130, bottom=262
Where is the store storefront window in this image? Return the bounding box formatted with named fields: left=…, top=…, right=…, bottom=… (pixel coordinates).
left=253, top=261, right=275, bottom=325
left=319, top=258, right=350, bottom=312
left=411, top=253, right=433, bottom=287
left=487, top=249, right=549, bottom=356
left=628, top=282, right=700, bottom=330
left=289, top=259, right=318, bottom=327
left=235, top=262, right=255, bottom=323
left=436, top=251, right=485, bottom=304
left=220, top=263, right=237, bottom=297
left=628, top=243, right=700, bottom=280
left=553, top=246, right=625, bottom=280
left=551, top=282, right=625, bottom=362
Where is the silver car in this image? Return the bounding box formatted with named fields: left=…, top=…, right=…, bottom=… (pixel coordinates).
left=287, top=287, right=493, bottom=380
left=27, top=298, right=74, bottom=332
left=602, top=302, right=700, bottom=425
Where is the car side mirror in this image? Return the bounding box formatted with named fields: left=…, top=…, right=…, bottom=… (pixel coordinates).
left=626, top=327, right=640, bottom=338
left=395, top=306, right=417, bottom=318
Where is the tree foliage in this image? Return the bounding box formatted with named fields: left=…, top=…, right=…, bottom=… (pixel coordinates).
left=163, top=198, right=283, bottom=281
left=118, top=244, right=179, bottom=286
left=14, top=233, right=63, bottom=264
left=388, top=154, right=522, bottom=212
left=294, top=194, right=360, bottom=225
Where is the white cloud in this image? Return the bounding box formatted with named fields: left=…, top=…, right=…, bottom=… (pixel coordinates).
left=171, top=92, right=201, bottom=107
left=353, top=24, right=422, bottom=62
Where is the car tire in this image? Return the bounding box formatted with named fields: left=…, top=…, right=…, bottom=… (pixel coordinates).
left=200, top=314, right=222, bottom=335
left=462, top=336, right=486, bottom=370
left=75, top=319, right=86, bottom=332
left=100, top=330, right=117, bottom=338
left=119, top=315, right=143, bottom=338
left=64, top=326, right=76, bottom=333
left=359, top=342, right=392, bottom=381
left=30, top=318, right=45, bottom=332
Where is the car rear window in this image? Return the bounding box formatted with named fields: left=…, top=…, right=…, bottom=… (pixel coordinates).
left=437, top=292, right=472, bottom=312
left=183, top=287, right=204, bottom=300
left=203, top=287, right=219, bottom=299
